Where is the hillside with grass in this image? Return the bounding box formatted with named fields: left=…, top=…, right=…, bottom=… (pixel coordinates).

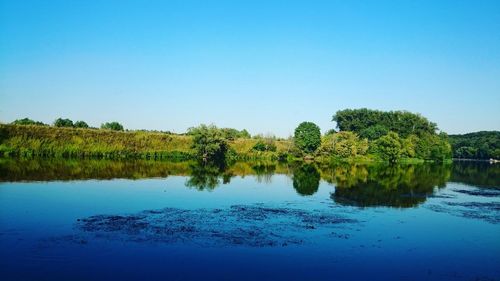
left=0, top=124, right=291, bottom=160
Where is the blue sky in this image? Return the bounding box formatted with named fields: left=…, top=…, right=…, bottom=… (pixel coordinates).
left=1, top=0, right=499, bottom=136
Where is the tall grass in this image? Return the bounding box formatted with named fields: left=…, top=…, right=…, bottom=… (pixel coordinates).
left=0, top=124, right=292, bottom=160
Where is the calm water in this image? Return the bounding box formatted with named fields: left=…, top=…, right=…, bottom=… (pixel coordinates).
left=0, top=160, right=499, bottom=281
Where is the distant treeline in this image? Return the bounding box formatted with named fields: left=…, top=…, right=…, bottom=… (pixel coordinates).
left=449, top=131, right=500, bottom=160
left=1, top=109, right=458, bottom=163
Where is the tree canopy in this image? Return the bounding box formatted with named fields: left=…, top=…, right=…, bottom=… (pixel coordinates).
left=74, top=121, right=89, bottom=128
left=101, top=122, right=124, bottom=131
left=294, top=121, right=321, bottom=154
left=54, top=118, right=74, bottom=128
left=332, top=108, right=437, bottom=139
left=189, top=124, right=229, bottom=163
left=11, top=118, right=46, bottom=126
left=449, top=131, right=500, bottom=159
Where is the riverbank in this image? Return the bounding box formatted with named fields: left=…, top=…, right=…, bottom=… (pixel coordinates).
left=0, top=124, right=291, bottom=160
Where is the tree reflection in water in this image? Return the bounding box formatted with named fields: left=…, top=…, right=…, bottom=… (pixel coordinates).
left=185, top=161, right=233, bottom=191
left=330, top=164, right=451, bottom=208
left=292, top=164, right=320, bottom=196
left=2, top=158, right=496, bottom=208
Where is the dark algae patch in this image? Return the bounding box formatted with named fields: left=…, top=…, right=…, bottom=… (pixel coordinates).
left=74, top=204, right=359, bottom=247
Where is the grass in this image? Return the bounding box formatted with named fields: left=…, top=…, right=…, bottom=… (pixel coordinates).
left=0, top=124, right=292, bottom=160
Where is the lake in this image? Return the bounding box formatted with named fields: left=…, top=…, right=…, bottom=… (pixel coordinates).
left=0, top=159, right=499, bottom=281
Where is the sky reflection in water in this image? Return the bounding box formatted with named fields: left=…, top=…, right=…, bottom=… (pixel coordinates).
left=0, top=160, right=499, bottom=281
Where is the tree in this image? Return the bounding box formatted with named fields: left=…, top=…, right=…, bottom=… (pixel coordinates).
left=415, top=133, right=452, bottom=161
left=101, top=122, right=124, bottom=131
left=189, top=124, right=229, bottom=163
left=54, top=118, right=74, bottom=128
left=449, top=131, right=500, bottom=159
left=11, top=118, right=46, bottom=126
left=318, top=131, right=368, bottom=158
left=332, top=108, right=437, bottom=138
left=373, top=132, right=402, bottom=163
left=294, top=121, right=321, bottom=154
left=74, top=121, right=89, bottom=128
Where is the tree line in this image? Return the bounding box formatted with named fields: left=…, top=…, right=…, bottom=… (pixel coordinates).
left=449, top=131, right=500, bottom=160
left=11, top=117, right=125, bottom=131
left=188, top=109, right=452, bottom=164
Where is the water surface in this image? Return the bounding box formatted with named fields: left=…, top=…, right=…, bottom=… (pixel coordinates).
left=0, top=160, right=499, bottom=281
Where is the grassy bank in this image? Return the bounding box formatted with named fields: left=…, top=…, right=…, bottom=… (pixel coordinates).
left=0, top=124, right=291, bottom=160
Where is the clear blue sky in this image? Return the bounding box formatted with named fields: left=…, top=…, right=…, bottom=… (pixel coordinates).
left=1, top=0, right=499, bottom=136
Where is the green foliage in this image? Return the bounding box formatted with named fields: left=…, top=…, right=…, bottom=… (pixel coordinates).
left=449, top=131, right=500, bottom=159
left=332, top=108, right=437, bottom=139
left=359, top=124, right=388, bottom=140
left=188, top=127, right=251, bottom=140
left=294, top=121, right=321, bottom=154
left=324, top=129, right=336, bottom=136
left=11, top=118, right=47, bottom=126
left=74, top=121, right=89, bottom=128
left=372, top=132, right=402, bottom=163
left=252, top=139, right=277, bottom=152
left=53, top=118, right=74, bottom=128
left=189, top=124, right=229, bottom=163
left=101, top=122, right=124, bottom=131
left=318, top=131, right=368, bottom=158
left=415, top=133, right=452, bottom=162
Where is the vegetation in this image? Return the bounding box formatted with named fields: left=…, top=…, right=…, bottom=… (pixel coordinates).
left=294, top=122, right=321, bottom=155
left=54, top=118, right=74, bottom=128
left=0, top=108, right=459, bottom=163
left=11, top=118, right=47, bottom=126
left=101, top=122, right=124, bottom=131
left=189, top=124, right=229, bottom=163
left=371, top=132, right=402, bottom=163
left=0, top=124, right=192, bottom=159
left=449, top=131, right=500, bottom=159
left=332, top=108, right=437, bottom=139
left=317, top=131, right=368, bottom=159
left=252, top=138, right=277, bottom=152
left=74, top=121, right=89, bottom=128
left=327, top=109, right=451, bottom=163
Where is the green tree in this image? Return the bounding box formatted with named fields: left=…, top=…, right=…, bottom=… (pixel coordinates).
left=189, top=124, right=229, bottom=163
left=415, top=133, right=452, bottom=162
left=373, top=132, right=402, bottom=163
left=318, top=131, right=368, bottom=158
left=11, top=118, right=46, bottom=126
left=294, top=121, right=321, bottom=154
left=101, top=122, right=124, bottom=131
left=332, top=108, right=437, bottom=138
left=449, top=131, right=500, bottom=159
left=74, top=121, right=89, bottom=128
left=54, top=118, right=74, bottom=128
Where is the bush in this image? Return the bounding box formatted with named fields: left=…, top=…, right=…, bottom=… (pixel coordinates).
left=54, top=118, right=74, bottom=128
left=74, top=121, right=89, bottom=128
left=372, top=132, right=402, bottom=163
left=11, top=118, right=47, bottom=126
left=252, top=139, right=277, bottom=152
left=189, top=124, right=229, bottom=163
left=101, top=122, right=124, bottom=131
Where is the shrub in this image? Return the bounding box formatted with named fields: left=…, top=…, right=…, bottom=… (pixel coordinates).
left=101, top=122, right=124, bottom=131
left=54, top=118, right=74, bottom=128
